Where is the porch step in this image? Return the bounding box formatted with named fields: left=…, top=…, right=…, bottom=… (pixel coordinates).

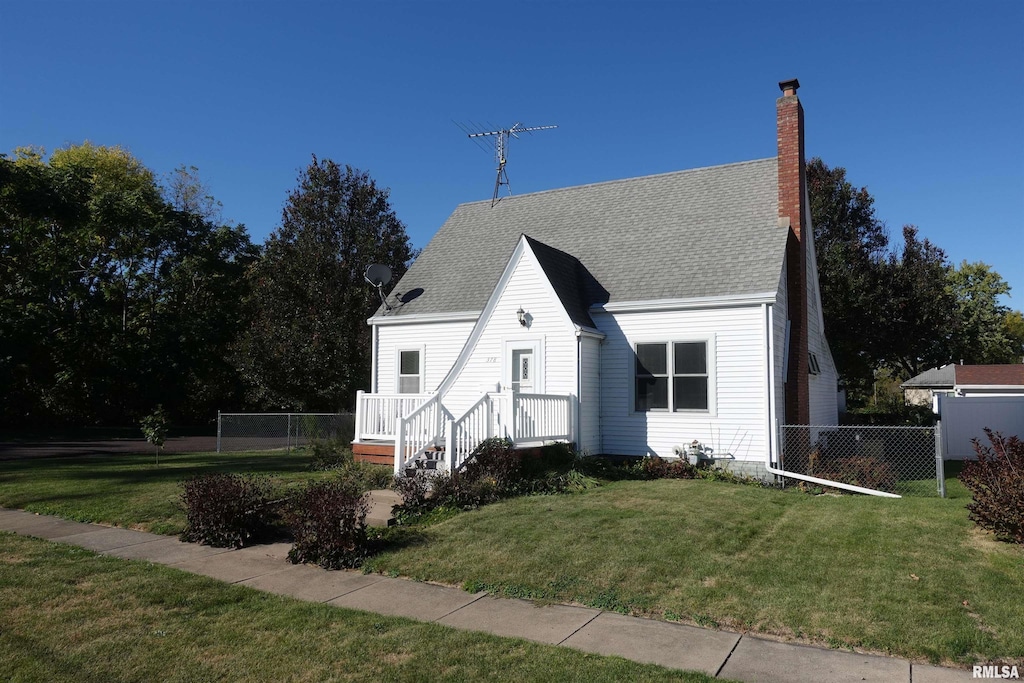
left=404, top=456, right=443, bottom=478
left=366, top=489, right=401, bottom=527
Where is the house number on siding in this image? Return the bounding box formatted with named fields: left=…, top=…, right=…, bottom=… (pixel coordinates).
left=485, top=357, right=497, bottom=363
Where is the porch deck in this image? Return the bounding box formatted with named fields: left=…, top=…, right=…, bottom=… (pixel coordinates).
left=351, top=440, right=396, bottom=465
left=354, top=389, right=575, bottom=473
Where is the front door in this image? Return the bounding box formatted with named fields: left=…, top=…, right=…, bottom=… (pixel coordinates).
left=511, top=348, right=534, bottom=394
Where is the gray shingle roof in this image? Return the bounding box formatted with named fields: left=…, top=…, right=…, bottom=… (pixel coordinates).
left=523, top=235, right=602, bottom=330
left=379, top=157, right=786, bottom=318
left=901, top=364, right=955, bottom=388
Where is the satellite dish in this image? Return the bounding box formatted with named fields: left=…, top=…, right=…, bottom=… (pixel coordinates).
left=364, top=264, right=392, bottom=288
left=364, top=264, right=394, bottom=312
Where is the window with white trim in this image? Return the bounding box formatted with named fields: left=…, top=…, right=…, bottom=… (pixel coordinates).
left=635, top=341, right=710, bottom=412
left=397, top=349, right=422, bottom=394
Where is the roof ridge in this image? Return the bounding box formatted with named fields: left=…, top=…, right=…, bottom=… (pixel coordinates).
left=456, top=157, right=778, bottom=209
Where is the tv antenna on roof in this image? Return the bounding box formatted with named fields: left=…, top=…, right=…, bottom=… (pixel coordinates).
left=457, top=121, right=557, bottom=207
left=364, top=264, right=393, bottom=312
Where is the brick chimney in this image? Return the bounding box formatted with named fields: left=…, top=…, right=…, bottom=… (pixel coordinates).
left=778, top=78, right=810, bottom=425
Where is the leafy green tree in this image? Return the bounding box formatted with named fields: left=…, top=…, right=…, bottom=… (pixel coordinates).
left=947, top=261, right=1020, bottom=364
left=233, top=157, right=415, bottom=411
left=0, top=144, right=257, bottom=426
left=140, top=405, right=169, bottom=465
left=807, top=158, right=889, bottom=400
left=881, top=226, right=959, bottom=379
left=163, top=164, right=223, bottom=222
left=1003, top=310, right=1024, bottom=363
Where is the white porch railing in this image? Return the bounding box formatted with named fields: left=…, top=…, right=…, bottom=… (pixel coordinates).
left=512, top=393, right=572, bottom=443
left=354, top=390, right=431, bottom=442
left=395, top=394, right=442, bottom=475
left=356, top=389, right=573, bottom=474
left=445, top=392, right=573, bottom=471
left=446, top=393, right=500, bottom=471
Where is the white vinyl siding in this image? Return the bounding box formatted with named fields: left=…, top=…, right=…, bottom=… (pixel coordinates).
left=579, top=335, right=601, bottom=453
left=774, top=263, right=788, bottom=430
left=804, top=219, right=840, bottom=427
left=443, top=246, right=578, bottom=420
left=596, top=305, right=768, bottom=461
left=375, top=321, right=474, bottom=394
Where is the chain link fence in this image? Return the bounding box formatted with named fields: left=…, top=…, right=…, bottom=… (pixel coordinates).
left=217, top=413, right=355, bottom=453
left=779, top=424, right=941, bottom=496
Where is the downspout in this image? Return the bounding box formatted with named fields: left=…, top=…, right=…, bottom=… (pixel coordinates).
left=763, top=302, right=898, bottom=498
left=576, top=331, right=582, bottom=450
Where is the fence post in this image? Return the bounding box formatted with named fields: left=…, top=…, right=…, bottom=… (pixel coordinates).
left=216, top=411, right=222, bottom=453
left=287, top=414, right=292, bottom=453
left=935, top=421, right=946, bottom=498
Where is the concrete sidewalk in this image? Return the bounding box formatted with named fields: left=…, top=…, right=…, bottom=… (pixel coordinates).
left=0, top=507, right=971, bottom=682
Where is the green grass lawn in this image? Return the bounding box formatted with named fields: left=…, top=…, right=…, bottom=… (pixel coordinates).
left=0, top=450, right=350, bottom=535
left=2, top=450, right=1021, bottom=667
left=368, top=477, right=1024, bottom=667
left=0, top=533, right=718, bottom=683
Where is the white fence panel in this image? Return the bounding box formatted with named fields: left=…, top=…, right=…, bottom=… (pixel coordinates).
left=938, top=395, right=1024, bottom=459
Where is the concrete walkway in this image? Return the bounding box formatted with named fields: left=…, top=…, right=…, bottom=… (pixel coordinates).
left=0, top=507, right=972, bottom=682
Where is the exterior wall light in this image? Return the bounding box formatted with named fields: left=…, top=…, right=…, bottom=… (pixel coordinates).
left=517, top=307, right=527, bottom=326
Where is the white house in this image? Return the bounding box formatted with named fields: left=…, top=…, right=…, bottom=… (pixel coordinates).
left=353, top=79, right=839, bottom=477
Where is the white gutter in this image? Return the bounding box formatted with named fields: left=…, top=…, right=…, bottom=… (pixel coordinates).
left=763, top=301, right=899, bottom=498
left=593, top=291, right=777, bottom=314
left=368, top=310, right=480, bottom=326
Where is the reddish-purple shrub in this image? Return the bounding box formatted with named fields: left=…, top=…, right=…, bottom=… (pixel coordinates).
left=633, top=455, right=697, bottom=480
left=960, top=430, right=1024, bottom=545
left=285, top=480, right=370, bottom=569
left=180, top=474, right=273, bottom=548
left=814, top=455, right=898, bottom=493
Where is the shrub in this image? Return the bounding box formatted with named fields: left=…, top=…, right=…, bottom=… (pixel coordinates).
left=519, top=442, right=578, bottom=479
left=814, top=455, right=898, bottom=492
left=528, top=468, right=601, bottom=494
left=960, top=430, right=1024, bottom=544
left=428, top=470, right=502, bottom=509
left=322, top=460, right=393, bottom=492
left=180, top=474, right=273, bottom=548
left=393, top=471, right=430, bottom=509
left=285, top=480, right=371, bottom=569
left=307, top=439, right=354, bottom=471
left=632, top=455, right=697, bottom=480
left=463, top=437, right=522, bottom=490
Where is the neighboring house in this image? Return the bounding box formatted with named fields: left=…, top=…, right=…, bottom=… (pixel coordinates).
left=902, top=364, right=1024, bottom=406
left=353, top=79, right=839, bottom=477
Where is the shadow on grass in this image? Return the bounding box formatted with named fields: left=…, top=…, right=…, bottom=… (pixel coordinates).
left=0, top=451, right=311, bottom=486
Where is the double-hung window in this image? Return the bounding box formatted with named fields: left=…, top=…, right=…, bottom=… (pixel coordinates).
left=635, top=341, right=711, bottom=412
left=397, top=349, right=422, bottom=394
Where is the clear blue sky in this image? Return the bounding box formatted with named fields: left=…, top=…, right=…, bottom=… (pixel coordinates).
left=2, top=1, right=1022, bottom=306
